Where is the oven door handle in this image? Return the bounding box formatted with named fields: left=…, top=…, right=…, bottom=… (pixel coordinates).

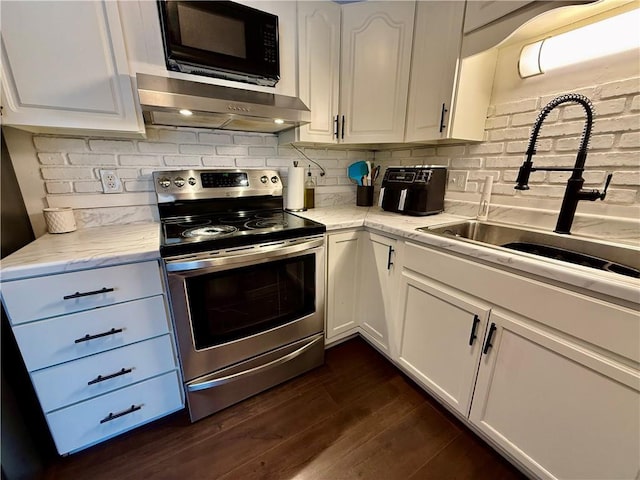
left=165, top=237, right=325, bottom=273
left=186, top=335, right=323, bottom=392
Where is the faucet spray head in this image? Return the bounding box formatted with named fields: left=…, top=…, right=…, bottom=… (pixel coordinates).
left=514, top=160, right=534, bottom=190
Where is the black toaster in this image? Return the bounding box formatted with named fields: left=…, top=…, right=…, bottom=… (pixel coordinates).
left=379, top=166, right=446, bottom=216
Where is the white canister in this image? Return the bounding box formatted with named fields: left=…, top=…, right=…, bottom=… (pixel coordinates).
left=43, top=207, right=77, bottom=234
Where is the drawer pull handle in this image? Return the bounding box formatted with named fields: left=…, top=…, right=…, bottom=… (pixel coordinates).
left=63, top=287, right=114, bottom=300
left=387, top=246, right=395, bottom=270
left=74, top=328, right=123, bottom=344
left=100, top=404, right=142, bottom=424
left=482, top=323, right=498, bottom=355
left=468, top=314, right=481, bottom=346
left=88, top=367, right=133, bottom=386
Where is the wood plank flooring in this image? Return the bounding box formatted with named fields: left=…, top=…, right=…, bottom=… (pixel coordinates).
left=43, top=338, right=528, bottom=480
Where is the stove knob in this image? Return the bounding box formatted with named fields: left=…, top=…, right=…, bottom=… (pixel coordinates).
left=158, top=177, right=171, bottom=188
left=174, top=177, right=185, bottom=188
left=270, top=176, right=279, bottom=184
left=260, top=175, right=268, bottom=184
left=188, top=177, right=197, bottom=186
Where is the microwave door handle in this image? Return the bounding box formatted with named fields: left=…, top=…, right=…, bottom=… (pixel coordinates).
left=398, top=189, right=407, bottom=211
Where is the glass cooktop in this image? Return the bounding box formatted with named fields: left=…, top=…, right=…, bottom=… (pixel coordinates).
left=160, top=209, right=325, bottom=257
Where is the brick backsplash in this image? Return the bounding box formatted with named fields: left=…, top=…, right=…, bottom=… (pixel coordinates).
left=35, top=128, right=373, bottom=215
left=32, top=75, right=639, bottom=227
left=375, top=76, right=640, bottom=216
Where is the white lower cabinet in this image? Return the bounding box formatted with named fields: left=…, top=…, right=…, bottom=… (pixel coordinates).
left=325, top=229, right=639, bottom=479
left=394, top=241, right=640, bottom=480
left=325, top=230, right=361, bottom=342
left=0, top=260, right=183, bottom=455
left=470, top=309, right=640, bottom=480
left=358, top=232, right=399, bottom=354
left=397, top=270, right=490, bottom=417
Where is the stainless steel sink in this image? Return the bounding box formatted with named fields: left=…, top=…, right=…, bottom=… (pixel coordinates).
left=418, top=220, right=640, bottom=278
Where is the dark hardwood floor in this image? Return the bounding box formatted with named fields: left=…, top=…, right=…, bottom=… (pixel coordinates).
left=42, top=338, right=528, bottom=480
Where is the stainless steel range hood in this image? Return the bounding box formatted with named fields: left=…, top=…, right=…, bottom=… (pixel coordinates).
left=137, top=74, right=310, bottom=134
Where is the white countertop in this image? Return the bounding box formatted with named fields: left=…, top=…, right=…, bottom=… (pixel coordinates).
left=2, top=208, right=638, bottom=305
left=0, top=222, right=161, bottom=281
left=296, top=206, right=640, bottom=305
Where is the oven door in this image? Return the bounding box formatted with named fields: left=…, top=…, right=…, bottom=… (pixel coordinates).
left=165, top=237, right=325, bottom=382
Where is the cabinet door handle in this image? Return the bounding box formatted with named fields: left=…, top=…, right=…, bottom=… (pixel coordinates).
left=468, top=315, right=481, bottom=346
left=100, top=404, right=142, bottom=424
left=74, top=327, right=123, bottom=344
left=341, top=115, right=345, bottom=139
left=88, top=367, right=133, bottom=386
left=334, top=115, right=339, bottom=138
left=387, top=246, right=395, bottom=270
left=63, top=287, right=114, bottom=300
left=439, top=103, right=448, bottom=133
left=482, top=323, right=497, bottom=354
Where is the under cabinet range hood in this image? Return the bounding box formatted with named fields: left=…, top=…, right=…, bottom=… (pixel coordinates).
left=136, top=74, right=310, bottom=133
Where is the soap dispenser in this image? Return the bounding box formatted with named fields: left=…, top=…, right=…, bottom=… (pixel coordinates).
left=304, top=165, right=315, bottom=209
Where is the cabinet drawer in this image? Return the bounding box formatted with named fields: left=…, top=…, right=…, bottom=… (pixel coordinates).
left=32, top=335, right=177, bottom=413
left=13, top=296, right=169, bottom=371
left=46, top=371, right=183, bottom=455
left=2, top=261, right=163, bottom=325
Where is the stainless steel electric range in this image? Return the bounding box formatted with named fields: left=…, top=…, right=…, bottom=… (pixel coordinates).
left=154, top=169, right=326, bottom=422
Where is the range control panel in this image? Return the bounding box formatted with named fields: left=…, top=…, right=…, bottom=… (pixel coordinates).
left=153, top=169, right=282, bottom=203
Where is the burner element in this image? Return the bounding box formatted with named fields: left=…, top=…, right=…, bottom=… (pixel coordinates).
left=218, top=215, right=251, bottom=224
left=182, top=225, right=238, bottom=238
left=245, top=214, right=287, bottom=230
left=177, top=219, right=212, bottom=228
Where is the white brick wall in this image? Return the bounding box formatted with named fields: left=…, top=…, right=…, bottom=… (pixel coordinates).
left=30, top=76, right=640, bottom=227
left=33, top=127, right=372, bottom=225
left=377, top=76, right=640, bottom=211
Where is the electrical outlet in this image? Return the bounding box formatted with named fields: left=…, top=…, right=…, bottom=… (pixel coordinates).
left=99, top=170, right=123, bottom=193
left=447, top=171, right=468, bottom=192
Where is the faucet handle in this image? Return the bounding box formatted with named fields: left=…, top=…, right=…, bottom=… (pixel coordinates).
left=600, top=173, right=613, bottom=200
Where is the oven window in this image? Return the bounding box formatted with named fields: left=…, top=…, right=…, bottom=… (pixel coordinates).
left=186, top=254, right=315, bottom=349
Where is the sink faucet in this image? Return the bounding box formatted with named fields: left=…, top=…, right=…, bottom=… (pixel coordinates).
left=514, top=93, right=612, bottom=234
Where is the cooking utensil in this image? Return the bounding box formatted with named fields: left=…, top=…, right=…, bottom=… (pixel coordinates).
left=347, top=161, right=369, bottom=186
left=372, top=165, right=381, bottom=183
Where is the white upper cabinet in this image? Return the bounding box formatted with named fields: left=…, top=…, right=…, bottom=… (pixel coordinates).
left=340, top=1, right=415, bottom=144
left=297, top=2, right=342, bottom=143
left=405, top=1, right=497, bottom=143
left=0, top=1, right=143, bottom=134
left=287, top=1, right=415, bottom=145
left=463, top=1, right=534, bottom=33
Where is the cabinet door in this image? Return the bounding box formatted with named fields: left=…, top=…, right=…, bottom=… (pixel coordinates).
left=470, top=309, right=640, bottom=480
left=0, top=1, right=142, bottom=133
left=297, top=2, right=341, bottom=143
left=358, top=232, right=397, bottom=354
left=340, top=1, right=415, bottom=144
left=326, top=231, right=360, bottom=342
left=405, top=1, right=464, bottom=142
left=397, top=271, right=490, bottom=417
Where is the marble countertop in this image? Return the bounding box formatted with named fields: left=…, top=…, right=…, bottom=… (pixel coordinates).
left=296, top=206, right=640, bottom=305
left=2, top=207, right=638, bottom=305
left=0, top=222, right=161, bottom=281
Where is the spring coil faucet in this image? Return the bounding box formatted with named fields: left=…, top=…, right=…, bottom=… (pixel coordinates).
left=514, top=93, right=613, bottom=234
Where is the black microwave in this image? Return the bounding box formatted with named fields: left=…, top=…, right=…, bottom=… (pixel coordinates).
left=157, top=1, right=279, bottom=86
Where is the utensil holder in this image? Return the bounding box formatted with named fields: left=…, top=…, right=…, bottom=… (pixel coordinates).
left=356, top=186, right=374, bottom=207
